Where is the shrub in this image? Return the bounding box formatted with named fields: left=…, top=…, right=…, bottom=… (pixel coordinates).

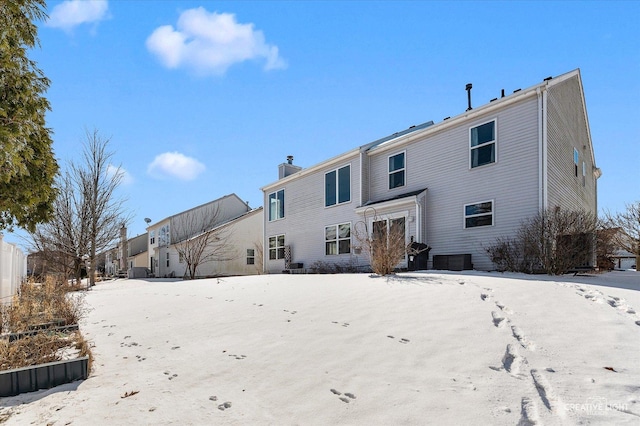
left=0, top=275, right=93, bottom=372
left=4, top=277, right=87, bottom=333
left=309, top=260, right=361, bottom=274
left=0, top=331, right=93, bottom=372
left=354, top=209, right=407, bottom=276
left=486, top=207, right=598, bottom=275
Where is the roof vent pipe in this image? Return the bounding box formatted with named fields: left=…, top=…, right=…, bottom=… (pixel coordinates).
left=287, top=155, right=294, bottom=165
left=501, top=89, right=505, bottom=98
left=465, top=83, right=473, bottom=111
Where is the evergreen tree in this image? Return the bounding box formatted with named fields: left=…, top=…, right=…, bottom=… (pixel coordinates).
left=0, top=0, right=58, bottom=232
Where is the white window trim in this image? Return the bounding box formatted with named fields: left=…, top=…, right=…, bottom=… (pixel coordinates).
left=324, top=164, right=352, bottom=208
left=388, top=151, right=406, bottom=190
left=246, top=248, right=255, bottom=265
left=368, top=211, right=409, bottom=264
left=469, top=118, right=498, bottom=169
left=463, top=199, right=495, bottom=229
left=268, top=189, right=285, bottom=222
left=324, top=222, right=352, bottom=256
left=268, top=234, right=286, bottom=260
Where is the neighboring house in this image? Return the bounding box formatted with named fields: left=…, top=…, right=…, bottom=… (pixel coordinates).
left=613, top=250, right=636, bottom=270
left=127, top=233, right=148, bottom=270
left=170, top=207, right=263, bottom=278
left=103, top=246, right=119, bottom=277
left=261, top=69, right=599, bottom=273
left=147, top=194, right=259, bottom=278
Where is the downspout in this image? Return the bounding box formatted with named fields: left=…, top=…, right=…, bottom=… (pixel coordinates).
left=359, top=150, right=363, bottom=207
left=542, top=88, right=549, bottom=210
left=537, top=88, right=543, bottom=211
left=415, top=199, right=421, bottom=244
left=262, top=193, right=267, bottom=274
left=537, top=86, right=549, bottom=211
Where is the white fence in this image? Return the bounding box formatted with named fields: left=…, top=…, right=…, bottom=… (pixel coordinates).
left=0, top=234, right=26, bottom=305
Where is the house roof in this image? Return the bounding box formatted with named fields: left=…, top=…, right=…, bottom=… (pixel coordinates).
left=178, top=207, right=263, bottom=244
left=359, top=121, right=434, bottom=151
left=261, top=122, right=435, bottom=191
left=361, top=188, right=428, bottom=207
left=262, top=69, right=597, bottom=190
left=365, top=69, right=591, bottom=156
left=146, top=193, right=248, bottom=229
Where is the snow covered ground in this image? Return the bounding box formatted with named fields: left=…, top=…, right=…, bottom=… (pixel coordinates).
left=1, top=270, right=638, bottom=425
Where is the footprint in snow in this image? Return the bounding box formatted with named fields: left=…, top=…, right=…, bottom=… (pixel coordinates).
left=331, top=389, right=356, bottom=403
left=218, top=402, right=232, bottom=411
left=492, top=311, right=506, bottom=328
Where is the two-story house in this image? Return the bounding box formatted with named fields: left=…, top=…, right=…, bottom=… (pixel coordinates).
left=261, top=69, right=599, bottom=273
left=146, top=193, right=263, bottom=278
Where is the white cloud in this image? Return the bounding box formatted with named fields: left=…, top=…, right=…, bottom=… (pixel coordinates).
left=147, top=152, right=205, bottom=181
left=146, top=7, right=287, bottom=75
left=46, top=0, right=109, bottom=30
left=107, top=164, right=133, bottom=185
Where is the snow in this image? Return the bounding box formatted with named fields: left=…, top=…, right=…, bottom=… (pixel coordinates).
left=1, top=271, right=639, bottom=425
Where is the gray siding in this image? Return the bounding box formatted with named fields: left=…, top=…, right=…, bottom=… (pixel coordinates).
left=546, top=76, right=597, bottom=213
left=367, top=96, right=540, bottom=270
left=262, top=70, right=597, bottom=273
left=264, top=153, right=365, bottom=273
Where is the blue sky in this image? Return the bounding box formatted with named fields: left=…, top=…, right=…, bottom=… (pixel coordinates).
left=5, top=0, right=640, bottom=246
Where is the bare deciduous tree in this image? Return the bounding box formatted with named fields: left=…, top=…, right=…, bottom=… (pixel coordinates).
left=604, top=201, right=640, bottom=271
left=355, top=208, right=407, bottom=275
left=252, top=240, right=264, bottom=274
left=171, top=205, right=236, bottom=279
left=30, top=130, right=130, bottom=286
left=486, top=207, right=598, bottom=275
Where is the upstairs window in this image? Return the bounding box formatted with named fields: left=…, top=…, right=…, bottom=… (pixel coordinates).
left=247, top=249, right=255, bottom=265
left=464, top=200, right=494, bottom=228
left=582, top=161, right=586, bottom=187
left=325, top=165, right=351, bottom=207
left=150, top=230, right=155, bottom=245
left=268, top=189, right=285, bottom=221
left=325, top=223, right=351, bottom=255
left=388, top=152, right=405, bottom=189
left=159, top=225, right=170, bottom=246
left=574, top=148, right=579, bottom=177
left=268, top=235, right=285, bottom=260
left=470, top=120, right=496, bottom=168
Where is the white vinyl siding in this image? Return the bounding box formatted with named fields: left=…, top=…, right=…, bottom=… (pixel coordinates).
left=262, top=152, right=362, bottom=273
left=367, top=95, right=539, bottom=270
left=546, top=75, right=597, bottom=212
left=262, top=70, right=595, bottom=272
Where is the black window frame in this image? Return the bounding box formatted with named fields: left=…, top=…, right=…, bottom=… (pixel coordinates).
left=325, top=165, right=351, bottom=207
left=388, top=152, right=406, bottom=189
left=464, top=200, right=494, bottom=228
left=325, top=223, right=351, bottom=255
left=470, top=120, right=496, bottom=169
left=268, top=189, right=285, bottom=221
